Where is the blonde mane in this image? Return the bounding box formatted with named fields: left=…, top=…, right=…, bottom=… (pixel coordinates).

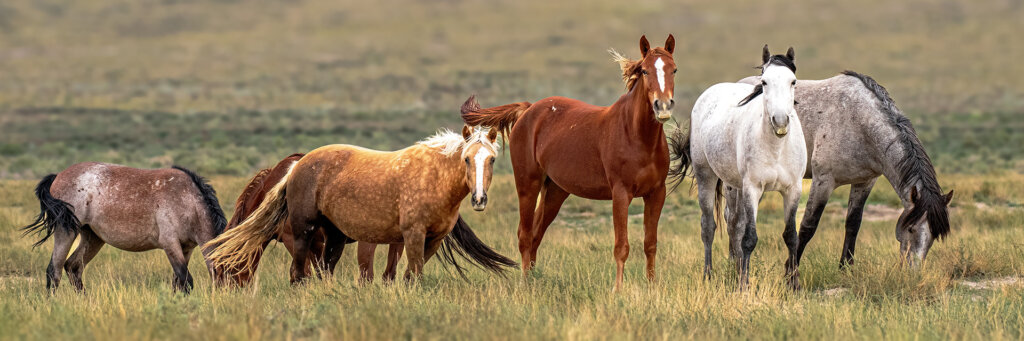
left=418, top=128, right=500, bottom=157
left=609, top=49, right=643, bottom=90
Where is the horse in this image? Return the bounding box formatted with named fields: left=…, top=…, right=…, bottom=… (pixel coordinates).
left=218, top=153, right=404, bottom=286
left=461, top=35, right=677, bottom=291
left=733, top=71, right=953, bottom=269
left=205, top=126, right=516, bottom=283
left=670, top=46, right=806, bottom=289
left=20, top=163, right=226, bottom=294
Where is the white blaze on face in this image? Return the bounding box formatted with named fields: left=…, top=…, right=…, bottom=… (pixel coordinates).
left=473, top=147, right=491, bottom=201
left=654, top=57, right=666, bottom=92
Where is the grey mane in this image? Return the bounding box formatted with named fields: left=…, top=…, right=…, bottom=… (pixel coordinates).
left=842, top=70, right=950, bottom=238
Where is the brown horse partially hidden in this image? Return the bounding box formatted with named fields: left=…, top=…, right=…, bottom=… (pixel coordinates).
left=206, top=127, right=516, bottom=283
left=21, top=163, right=226, bottom=294
left=220, top=153, right=403, bottom=286
left=461, top=35, right=677, bottom=290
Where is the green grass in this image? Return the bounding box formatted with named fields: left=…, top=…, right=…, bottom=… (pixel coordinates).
left=1, top=174, right=1023, bottom=340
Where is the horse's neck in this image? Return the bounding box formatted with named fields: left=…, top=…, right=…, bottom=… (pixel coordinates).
left=433, top=151, right=471, bottom=201
left=610, top=83, right=663, bottom=144
left=878, top=133, right=938, bottom=207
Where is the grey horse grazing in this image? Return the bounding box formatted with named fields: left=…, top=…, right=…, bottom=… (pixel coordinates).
left=672, top=46, right=807, bottom=289
left=732, top=71, right=953, bottom=269
left=21, top=162, right=226, bottom=294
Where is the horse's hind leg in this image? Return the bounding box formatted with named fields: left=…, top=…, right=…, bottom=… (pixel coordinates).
left=317, top=225, right=348, bottom=280
left=64, top=226, right=105, bottom=292
left=46, top=227, right=78, bottom=293
left=163, top=243, right=194, bottom=294
left=694, top=167, right=720, bottom=280
left=781, top=187, right=802, bottom=290
left=529, top=178, right=570, bottom=265
left=840, top=179, right=876, bottom=268
left=382, top=243, right=403, bottom=282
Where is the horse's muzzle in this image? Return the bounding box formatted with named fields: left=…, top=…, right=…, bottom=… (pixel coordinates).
left=471, top=194, right=488, bottom=211
left=654, top=99, right=674, bottom=123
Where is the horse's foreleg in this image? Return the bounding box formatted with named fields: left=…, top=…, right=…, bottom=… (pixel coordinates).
left=64, top=227, right=104, bottom=292
left=736, top=185, right=761, bottom=291
left=382, top=243, right=403, bottom=282
left=782, top=187, right=803, bottom=290
left=796, top=177, right=836, bottom=265
left=529, top=179, right=570, bottom=265
left=46, top=228, right=78, bottom=293
left=841, top=179, right=876, bottom=268
left=357, top=242, right=378, bottom=284
left=642, top=185, right=666, bottom=283
left=402, top=227, right=426, bottom=282
left=611, top=185, right=632, bottom=292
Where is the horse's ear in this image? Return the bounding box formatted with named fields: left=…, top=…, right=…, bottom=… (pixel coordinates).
left=786, top=47, right=795, bottom=61
left=909, top=186, right=920, bottom=204
left=639, top=35, right=650, bottom=58
left=486, top=127, right=498, bottom=143
left=664, top=34, right=675, bottom=54
left=943, top=190, right=954, bottom=206
left=462, top=125, right=472, bottom=139
left=762, top=44, right=770, bottom=64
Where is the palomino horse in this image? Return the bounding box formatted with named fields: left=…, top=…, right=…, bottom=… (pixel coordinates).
left=671, top=46, right=806, bottom=289
left=735, top=71, right=953, bottom=268
left=220, top=153, right=403, bottom=286
left=461, top=35, right=677, bottom=290
left=21, top=163, right=226, bottom=294
left=206, top=126, right=516, bottom=283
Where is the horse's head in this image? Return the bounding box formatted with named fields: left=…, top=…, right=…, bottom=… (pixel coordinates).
left=637, top=34, right=677, bottom=122
left=896, top=187, right=953, bottom=267
left=461, top=125, right=499, bottom=211
left=758, top=45, right=797, bottom=137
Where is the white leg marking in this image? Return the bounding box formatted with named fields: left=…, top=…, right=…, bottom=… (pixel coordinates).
left=654, top=57, right=666, bottom=92
left=474, top=148, right=491, bottom=201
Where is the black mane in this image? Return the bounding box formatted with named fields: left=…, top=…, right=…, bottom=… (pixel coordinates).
left=842, top=70, right=950, bottom=239
left=173, top=166, right=227, bottom=236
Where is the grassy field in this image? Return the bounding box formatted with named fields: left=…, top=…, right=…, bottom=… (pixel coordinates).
left=2, top=0, right=1024, bottom=340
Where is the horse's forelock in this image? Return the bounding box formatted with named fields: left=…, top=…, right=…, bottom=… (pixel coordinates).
left=900, top=189, right=951, bottom=239
left=762, top=55, right=796, bottom=74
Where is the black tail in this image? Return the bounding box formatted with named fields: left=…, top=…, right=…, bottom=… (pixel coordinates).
left=437, top=215, right=517, bottom=279
left=173, top=166, right=227, bottom=236
left=667, top=123, right=692, bottom=193
left=21, top=174, right=80, bottom=247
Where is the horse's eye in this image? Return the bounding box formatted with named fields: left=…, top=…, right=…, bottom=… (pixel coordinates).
left=642, top=70, right=648, bottom=75
left=761, top=80, right=767, bottom=86
left=791, top=80, right=797, bottom=85
left=464, top=157, right=470, bottom=163
left=673, top=69, right=678, bottom=74
left=489, top=158, right=495, bottom=164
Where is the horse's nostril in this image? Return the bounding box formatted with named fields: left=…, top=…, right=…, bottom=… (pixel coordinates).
left=653, top=99, right=660, bottom=109
left=668, top=99, right=675, bottom=109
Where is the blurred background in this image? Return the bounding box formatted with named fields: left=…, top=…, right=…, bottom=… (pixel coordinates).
left=0, top=0, right=1021, bottom=178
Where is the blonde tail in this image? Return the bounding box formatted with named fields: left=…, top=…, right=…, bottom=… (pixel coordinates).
left=204, top=167, right=293, bottom=276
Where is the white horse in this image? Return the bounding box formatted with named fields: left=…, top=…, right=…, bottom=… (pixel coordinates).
left=673, top=46, right=807, bottom=289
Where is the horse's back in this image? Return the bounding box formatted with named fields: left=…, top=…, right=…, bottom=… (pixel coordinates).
left=51, top=162, right=205, bottom=251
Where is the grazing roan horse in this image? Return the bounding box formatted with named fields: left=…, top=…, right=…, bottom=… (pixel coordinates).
left=461, top=35, right=677, bottom=290
left=206, top=126, right=516, bottom=283
left=219, top=153, right=404, bottom=286
left=21, top=163, right=226, bottom=294
left=734, top=70, right=953, bottom=268
left=671, top=46, right=806, bottom=289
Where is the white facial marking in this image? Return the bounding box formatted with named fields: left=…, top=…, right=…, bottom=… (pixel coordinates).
left=654, top=57, right=666, bottom=92
left=474, top=147, right=491, bottom=201
left=551, top=105, right=556, bottom=111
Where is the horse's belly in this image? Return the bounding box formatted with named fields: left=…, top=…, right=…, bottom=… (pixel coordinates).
left=324, top=204, right=402, bottom=244
left=87, top=220, right=160, bottom=251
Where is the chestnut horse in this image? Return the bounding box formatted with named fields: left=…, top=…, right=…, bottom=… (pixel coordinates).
left=220, top=153, right=403, bottom=286
left=21, top=163, right=226, bottom=294
left=461, top=35, right=677, bottom=290
left=206, top=127, right=516, bottom=283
